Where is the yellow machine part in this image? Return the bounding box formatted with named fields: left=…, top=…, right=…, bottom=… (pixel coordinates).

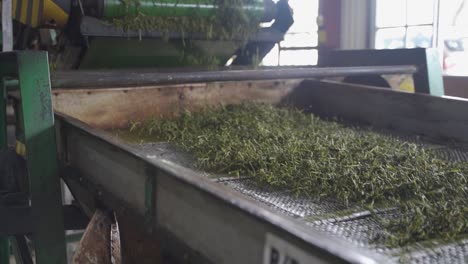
left=11, top=0, right=69, bottom=27
left=15, top=140, right=26, bottom=158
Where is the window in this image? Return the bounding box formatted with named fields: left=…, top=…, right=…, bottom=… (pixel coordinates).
left=373, top=0, right=468, bottom=75
left=373, top=0, right=437, bottom=49
left=262, top=0, right=319, bottom=66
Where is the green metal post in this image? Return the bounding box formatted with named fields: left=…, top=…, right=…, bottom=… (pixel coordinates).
left=0, top=51, right=67, bottom=264
left=16, top=51, right=67, bottom=264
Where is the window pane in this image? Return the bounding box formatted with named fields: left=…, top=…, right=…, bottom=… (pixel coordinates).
left=288, top=0, right=319, bottom=33
left=279, top=49, right=318, bottom=66
left=407, top=0, right=434, bottom=25
left=439, top=0, right=468, bottom=27
left=406, top=26, right=433, bottom=48
left=375, top=27, right=406, bottom=49
left=261, top=44, right=280, bottom=66
left=376, top=0, right=406, bottom=27
left=281, top=33, right=318, bottom=48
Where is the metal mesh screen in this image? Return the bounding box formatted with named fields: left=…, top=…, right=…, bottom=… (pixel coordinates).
left=129, top=132, right=468, bottom=263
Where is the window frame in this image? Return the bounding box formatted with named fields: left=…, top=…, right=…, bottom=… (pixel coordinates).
left=262, top=0, right=320, bottom=66
left=370, top=0, right=440, bottom=49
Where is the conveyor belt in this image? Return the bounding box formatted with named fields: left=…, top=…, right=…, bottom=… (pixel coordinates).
left=122, top=130, right=468, bottom=263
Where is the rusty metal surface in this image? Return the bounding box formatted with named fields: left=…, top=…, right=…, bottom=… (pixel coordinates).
left=52, top=80, right=301, bottom=129
left=118, top=215, right=162, bottom=264
left=73, top=210, right=112, bottom=264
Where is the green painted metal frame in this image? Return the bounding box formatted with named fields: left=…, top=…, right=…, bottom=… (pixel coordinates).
left=0, top=51, right=67, bottom=264
left=79, top=38, right=236, bottom=69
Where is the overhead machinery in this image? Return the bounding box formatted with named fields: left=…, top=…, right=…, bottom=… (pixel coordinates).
left=3, top=48, right=468, bottom=264
left=4, top=0, right=292, bottom=69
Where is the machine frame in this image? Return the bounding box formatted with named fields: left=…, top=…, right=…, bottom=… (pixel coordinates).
left=52, top=80, right=466, bottom=263
left=0, top=50, right=460, bottom=263
left=0, top=51, right=67, bottom=263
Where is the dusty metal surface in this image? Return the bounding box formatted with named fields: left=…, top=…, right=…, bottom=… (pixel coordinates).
left=53, top=79, right=468, bottom=145
left=73, top=210, right=112, bottom=264
left=52, top=80, right=300, bottom=129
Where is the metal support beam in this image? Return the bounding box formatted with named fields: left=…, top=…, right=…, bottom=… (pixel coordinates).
left=51, top=65, right=418, bottom=89
left=0, top=51, right=67, bottom=264
left=16, top=52, right=67, bottom=264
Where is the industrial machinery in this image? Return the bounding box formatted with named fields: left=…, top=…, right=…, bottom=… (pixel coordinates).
left=1, top=0, right=466, bottom=263
left=2, top=48, right=468, bottom=264
left=2, top=0, right=293, bottom=69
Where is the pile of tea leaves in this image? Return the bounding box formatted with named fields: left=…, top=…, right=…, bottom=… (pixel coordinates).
left=111, top=0, right=260, bottom=41
left=127, top=103, right=468, bottom=247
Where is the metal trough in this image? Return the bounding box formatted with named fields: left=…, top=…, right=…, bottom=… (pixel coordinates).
left=53, top=78, right=468, bottom=263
